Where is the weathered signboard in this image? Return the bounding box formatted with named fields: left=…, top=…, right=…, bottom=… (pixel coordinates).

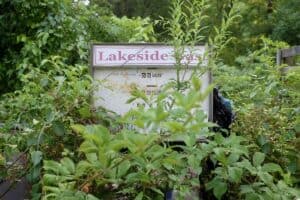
left=91, top=44, right=212, bottom=120
left=277, top=45, right=300, bottom=73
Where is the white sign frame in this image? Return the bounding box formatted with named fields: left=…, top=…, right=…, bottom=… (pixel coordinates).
left=91, top=43, right=213, bottom=121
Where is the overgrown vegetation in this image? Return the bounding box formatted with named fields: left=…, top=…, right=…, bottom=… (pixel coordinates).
left=0, top=0, right=299, bottom=199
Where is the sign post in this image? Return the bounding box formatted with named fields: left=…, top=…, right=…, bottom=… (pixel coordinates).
left=91, top=44, right=212, bottom=121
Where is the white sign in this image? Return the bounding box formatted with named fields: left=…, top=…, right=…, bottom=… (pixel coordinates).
left=93, top=45, right=205, bottom=67
left=91, top=44, right=212, bottom=120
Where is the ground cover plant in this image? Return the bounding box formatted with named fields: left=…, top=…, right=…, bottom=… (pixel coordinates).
left=0, top=0, right=299, bottom=199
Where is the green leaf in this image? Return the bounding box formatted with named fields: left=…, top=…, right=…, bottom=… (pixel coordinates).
left=78, top=106, right=91, bottom=118
left=30, top=166, right=41, bottom=181
left=150, top=187, right=164, bottom=196
left=213, top=181, right=227, bottom=200
left=253, top=152, right=265, bottom=167
left=163, top=121, right=185, bottom=133
left=192, top=75, right=201, bottom=90
left=60, top=158, right=75, bottom=174
left=294, top=123, right=300, bottom=132
left=71, top=124, right=85, bottom=135
left=207, top=178, right=227, bottom=200
left=227, top=153, right=240, bottom=164
left=213, top=148, right=227, bottom=165
left=214, top=134, right=225, bottom=145
left=0, top=153, right=6, bottom=166
left=79, top=141, right=98, bottom=153
left=43, top=174, right=59, bottom=185
left=261, top=143, right=272, bottom=154
left=31, top=151, right=43, bottom=167
left=117, top=160, right=131, bottom=178
left=126, top=172, right=150, bottom=184
left=240, top=185, right=254, bottom=194
left=44, top=160, right=61, bottom=174
left=40, top=78, right=49, bottom=87
left=245, top=193, right=261, bottom=200
left=52, top=121, right=66, bottom=136
left=258, top=172, right=273, bottom=184
left=228, top=167, right=243, bottom=183
left=58, top=165, right=73, bottom=176
left=86, top=194, right=100, bottom=200
left=256, top=135, right=268, bottom=146
left=134, top=192, right=143, bottom=200
left=43, top=186, right=60, bottom=194
left=262, top=163, right=283, bottom=173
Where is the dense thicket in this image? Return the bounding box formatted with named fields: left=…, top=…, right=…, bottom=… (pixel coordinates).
left=108, top=0, right=300, bottom=63
left=0, top=0, right=299, bottom=199
left=0, top=0, right=154, bottom=94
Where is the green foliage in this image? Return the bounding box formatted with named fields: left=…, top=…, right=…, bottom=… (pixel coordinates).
left=215, top=37, right=300, bottom=187
left=42, top=157, right=99, bottom=200
left=271, top=0, right=300, bottom=45
left=1, top=0, right=300, bottom=199
left=0, top=0, right=156, bottom=94
left=0, top=56, right=93, bottom=198
left=42, top=73, right=213, bottom=199
left=0, top=0, right=88, bottom=93
left=42, top=84, right=300, bottom=199
left=109, top=0, right=171, bottom=19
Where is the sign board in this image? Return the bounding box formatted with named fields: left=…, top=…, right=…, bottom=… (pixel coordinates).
left=91, top=44, right=212, bottom=120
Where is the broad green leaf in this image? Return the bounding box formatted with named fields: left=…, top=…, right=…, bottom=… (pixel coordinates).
left=258, top=172, right=273, bottom=184
left=71, top=124, right=85, bottom=135
left=43, top=174, right=73, bottom=185
left=43, top=186, right=60, bottom=194
left=44, top=160, right=61, bottom=174
left=31, top=151, right=42, bottom=167
left=163, top=121, right=185, bottom=133
left=294, top=123, right=300, bottom=132
left=58, top=165, right=73, bottom=176
left=0, top=153, right=6, bottom=165
left=262, top=163, right=283, bottom=173
left=86, top=194, right=100, bottom=200
left=207, top=178, right=227, bottom=199
left=227, top=153, right=240, bottom=164
left=213, top=181, right=227, bottom=200
left=52, top=121, right=66, bottom=136
left=240, top=185, right=254, bottom=194
left=79, top=141, right=98, bottom=154
left=151, top=187, right=164, bottom=196
left=30, top=166, right=41, bottom=181
left=126, top=172, right=150, bottom=184
left=253, top=152, right=265, bottom=167
left=213, top=148, right=227, bottom=165
left=192, top=75, right=201, bottom=90
left=134, top=192, right=143, bottom=200
left=78, top=106, right=91, bottom=118
left=76, top=160, right=93, bottom=176
left=214, top=134, right=225, bottom=145
left=245, top=193, right=261, bottom=200
left=117, top=160, right=131, bottom=178
left=228, top=167, right=243, bottom=183
left=60, top=158, right=75, bottom=174
left=256, top=135, right=268, bottom=146
left=261, top=143, right=272, bottom=154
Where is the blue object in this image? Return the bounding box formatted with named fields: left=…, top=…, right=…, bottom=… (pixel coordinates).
left=165, top=190, right=174, bottom=200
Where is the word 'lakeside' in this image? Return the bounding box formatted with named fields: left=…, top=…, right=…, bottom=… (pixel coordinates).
left=93, top=47, right=204, bottom=66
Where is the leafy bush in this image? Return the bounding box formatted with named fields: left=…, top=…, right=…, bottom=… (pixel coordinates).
left=41, top=76, right=300, bottom=199
left=215, top=37, right=300, bottom=187
left=0, top=0, right=156, bottom=94
left=271, top=0, right=300, bottom=45
left=41, top=75, right=213, bottom=199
